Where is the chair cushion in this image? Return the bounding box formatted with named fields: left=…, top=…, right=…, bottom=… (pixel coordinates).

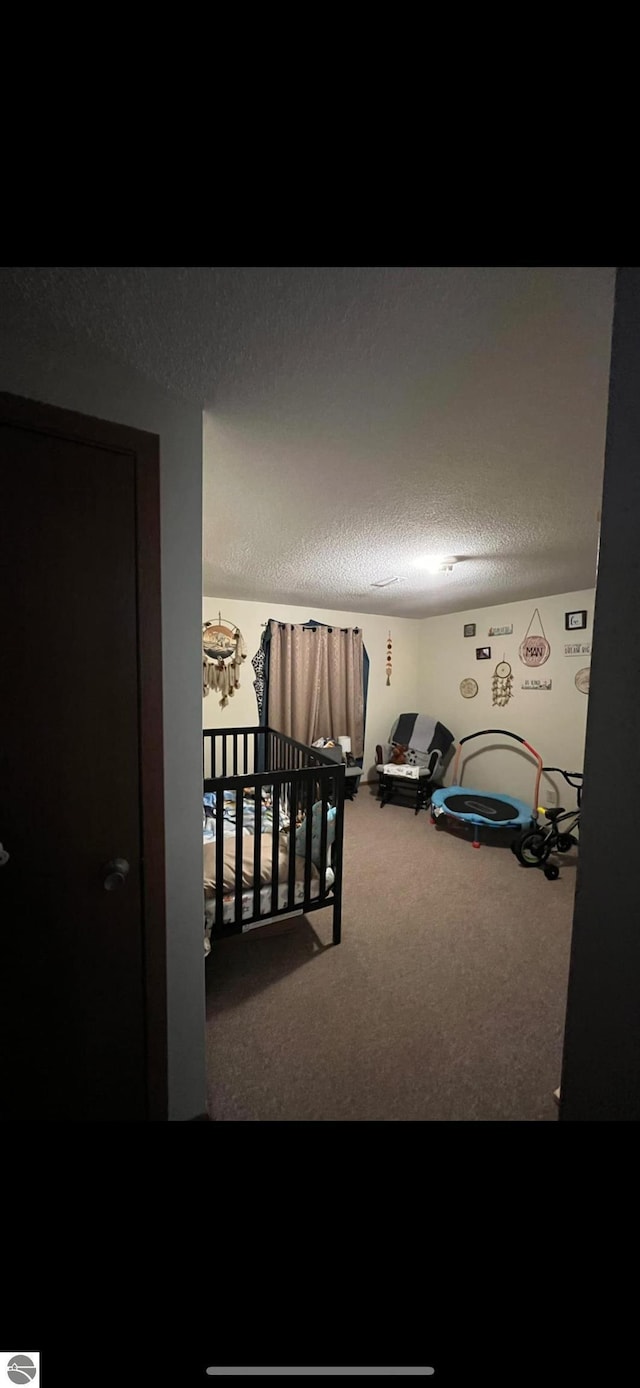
left=389, top=715, right=454, bottom=761
left=377, top=763, right=430, bottom=779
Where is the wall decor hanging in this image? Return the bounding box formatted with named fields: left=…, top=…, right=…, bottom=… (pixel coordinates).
left=564, top=642, right=591, bottom=657
left=575, top=667, right=590, bottom=694
left=519, top=608, right=550, bottom=666
left=476, top=646, right=491, bottom=660
left=463, top=623, right=476, bottom=637
left=521, top=678, right=552, bottom=690
left=386, top=631, right=392, bottom=685
left=492, top=659, right=514, bottom=707
left=565, top=610, right=587, bottom=630
left=488, top=624, right=513, bottom=637
left=203, top=613, right=247, bottom=709
left=460, top=678, right=478, bottom=698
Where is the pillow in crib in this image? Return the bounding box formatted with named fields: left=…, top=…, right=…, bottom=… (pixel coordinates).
left=295, top=801, right=337, bottom=867
left=204, top=834, right=320, bottom=895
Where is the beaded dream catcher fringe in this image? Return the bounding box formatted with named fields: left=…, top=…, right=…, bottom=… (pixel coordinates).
left=492, top=657, right=514, bottom=707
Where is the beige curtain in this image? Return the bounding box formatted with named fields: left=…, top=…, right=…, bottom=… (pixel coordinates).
left=267, top=622, right=364, bottom=757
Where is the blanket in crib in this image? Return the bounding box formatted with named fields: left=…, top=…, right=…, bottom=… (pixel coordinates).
left=203, top=787, right=289, bottom=843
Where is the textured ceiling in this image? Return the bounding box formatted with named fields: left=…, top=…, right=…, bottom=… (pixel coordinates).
left=1, top=266, right=616, bottom=616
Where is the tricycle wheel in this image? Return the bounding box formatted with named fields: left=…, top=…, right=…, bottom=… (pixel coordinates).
left=557, top=834, right=578, bottom=852
left=514, top=829, right=551, bottom=867
left=544, top=864, right=560, bottom=880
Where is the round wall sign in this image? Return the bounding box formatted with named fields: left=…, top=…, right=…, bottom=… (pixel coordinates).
left=460, top=678, right=478, bottom=698
left=575, top=667, right=590, bottom=694
left=519, top=607, right=551, bottom=666
left=519, top=636, right=550, bottom=667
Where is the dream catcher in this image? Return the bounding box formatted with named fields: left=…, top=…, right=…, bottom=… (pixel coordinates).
left=386, top=631, right=392, bottom=685
left=519, top=608, right=550, bottom=666
left=492, top=658, right=514, bottom=707
left=203, top=614, right=238, bottom=662
left=202, top=613, right=247, bottom=708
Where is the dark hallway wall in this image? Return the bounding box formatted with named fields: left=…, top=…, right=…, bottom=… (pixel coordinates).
left=560, top=267, right=640, bottom=1120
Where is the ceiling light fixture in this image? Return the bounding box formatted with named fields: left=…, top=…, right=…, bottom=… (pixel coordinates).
left=414, top=555, right=459, bottom=575
left=370, top=575, right=406, bottom=588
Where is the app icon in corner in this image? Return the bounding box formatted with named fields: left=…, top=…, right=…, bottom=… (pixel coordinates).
left=1, top=1355, right=39, bottom=1386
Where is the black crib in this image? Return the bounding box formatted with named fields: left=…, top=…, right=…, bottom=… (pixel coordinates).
left=203, top=727, right=345, bottom=945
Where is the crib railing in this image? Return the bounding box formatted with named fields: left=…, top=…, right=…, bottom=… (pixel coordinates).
left=202, top=726, right=339, bottom=779
left=203, top=727, right=344, bottom=941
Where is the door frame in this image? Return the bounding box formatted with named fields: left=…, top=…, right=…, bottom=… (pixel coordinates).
left=1, top=390, right=168, bottom=1120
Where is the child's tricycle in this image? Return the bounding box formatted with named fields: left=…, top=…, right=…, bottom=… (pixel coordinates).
left=511, top=767, right=583, bottom=880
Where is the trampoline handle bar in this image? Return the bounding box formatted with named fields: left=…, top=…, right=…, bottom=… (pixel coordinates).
left=452, top=730, right=544, bottom=811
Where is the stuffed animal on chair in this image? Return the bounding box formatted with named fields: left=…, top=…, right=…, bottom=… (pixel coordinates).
left=390, top=744, right=408, bottom=764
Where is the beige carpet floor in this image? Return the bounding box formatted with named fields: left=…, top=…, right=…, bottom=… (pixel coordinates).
left=205, top=786, right=576, bottom=1120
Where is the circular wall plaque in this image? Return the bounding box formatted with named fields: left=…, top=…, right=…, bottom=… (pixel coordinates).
left=460, top=678, right=478, bottom=698
left=519, top=636, right=551, bottom=667
left=575, top=667, right=590, bottom=694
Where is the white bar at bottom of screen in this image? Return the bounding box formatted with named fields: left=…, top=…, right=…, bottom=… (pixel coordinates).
left=205, top=1371, right=435, bottom=1378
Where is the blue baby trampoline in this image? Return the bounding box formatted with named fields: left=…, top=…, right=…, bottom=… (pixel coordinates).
left=430, top=729, right=543, bottom=847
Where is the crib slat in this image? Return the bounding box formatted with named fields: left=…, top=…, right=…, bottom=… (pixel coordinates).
left=216, top=784, right=224, bottom=932
left=253, top=790, right=261, bottom=924
left=235, top=786, right=244, bottom=927
left=303, top=774, right=313, bottom=908
left=270, top=780, right=280, bottom=919
left=319, top=777, right=328, bottom=901
left=287, top=776, right=297, bottom=912
left=331, top=763, right=344, bottom=945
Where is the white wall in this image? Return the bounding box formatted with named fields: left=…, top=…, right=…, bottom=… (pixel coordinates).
left=0, top=331, right=206, bottom=1121
left=203, top=596, right=420, bottom=778
left=419, top=588, right=595, bottom=807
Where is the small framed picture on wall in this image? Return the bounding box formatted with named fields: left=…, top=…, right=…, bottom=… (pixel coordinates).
left=464, top=623, right=476, bottom=637
left=476, top=646, right=491, bottom=660
left=565, top=610, right=587, bottom=630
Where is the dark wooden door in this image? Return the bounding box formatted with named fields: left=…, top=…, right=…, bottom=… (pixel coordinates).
left=0, top=392, right=167, bottom=1121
